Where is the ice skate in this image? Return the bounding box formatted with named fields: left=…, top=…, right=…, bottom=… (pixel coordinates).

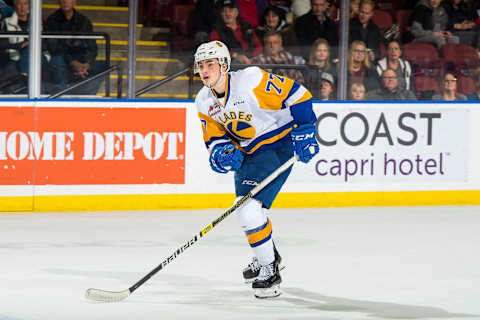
left=242, top=246, right=282, bottom=283
left=252, top=261, right=282, bottom=299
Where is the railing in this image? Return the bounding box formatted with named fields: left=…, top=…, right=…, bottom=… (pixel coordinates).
left=0, top=31, right=113, bottom=97
left=135, top=63, right=311, bottom=99
left=47, top=65, right=122, bottom=99
left=136, top=66, right=192, bottom=98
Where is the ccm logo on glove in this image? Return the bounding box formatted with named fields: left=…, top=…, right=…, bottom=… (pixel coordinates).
left=290, top=123, right=319, bottom=163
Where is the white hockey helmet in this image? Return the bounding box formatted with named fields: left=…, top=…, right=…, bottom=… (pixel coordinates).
left=194, top=40, right=231, bottom=75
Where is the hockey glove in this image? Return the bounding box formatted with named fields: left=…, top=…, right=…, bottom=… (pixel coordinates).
left=209, top=143, right=244, bottom=174
left=291, top=123, right=319, bottom=163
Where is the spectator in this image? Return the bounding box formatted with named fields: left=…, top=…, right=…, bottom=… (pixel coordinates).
left=0, top=0, right=50, bottom=76
left=467, top=70, right=480, bottom=100
left=349, top=0, right=381, bottom=62
left=210, top=0, right=262, bottom=64
left=193, top=0, right=220, bottom=44
left=410, top=0, right=460, bottom=49
left=366, top=68, right=417, bottom=100
left=349, top=0, right=360, bottom=19
left=251, top=30, right=304, bottom=83
left=304, top=38, right=336, bottom=98
left=291, top=0, right=310, bottom=18
left=432, top=72, right=468, bottom=100
left=348, top=40, right=379, bottom=91
left=349, top=82, right=366, bottom=100
left=319, top=71, right=335, bottom=100
left=237, top=0, right=267, bottom=28
left=45, top=0, right=105, bottom=94
left=443, top=0, right=480, bottom=50
left=255, top=5, right=298, bottom=54
left=375, top=41, right=413, bottom=91
left=0, top=0, right=13, bottom=21
left=295, top=0, right=338, bottom=59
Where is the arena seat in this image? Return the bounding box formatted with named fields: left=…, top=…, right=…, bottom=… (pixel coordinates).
left=413, top=76, right=439, bottom=100
left=395, top=10, right=413, bottom=42
left=372, top=10, right=393, bottom=33
left=441, top=43, right=480, bottom=77
left=457, top=76, right=475, bottom=95
left=404, top=42, right=442, bottom=77
left=170, top=4, right=196, bottom=53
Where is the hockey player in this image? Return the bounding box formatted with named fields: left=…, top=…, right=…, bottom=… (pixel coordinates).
left=194, top=40, right=319, bottom=298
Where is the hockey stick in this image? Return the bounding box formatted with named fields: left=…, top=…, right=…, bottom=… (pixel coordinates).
left=85, top=155, right=297, bottom=302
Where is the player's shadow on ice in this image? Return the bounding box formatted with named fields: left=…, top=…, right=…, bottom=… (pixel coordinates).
left=279, top=287, right=475, bottom=319
left=46, top=269, right=476, bottom=319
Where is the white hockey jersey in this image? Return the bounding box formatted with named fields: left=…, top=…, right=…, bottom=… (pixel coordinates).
left=195, top=66, right=312, bottom=154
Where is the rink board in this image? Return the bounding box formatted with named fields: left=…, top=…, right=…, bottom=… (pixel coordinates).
left=0, top=100, right=479, bottom=212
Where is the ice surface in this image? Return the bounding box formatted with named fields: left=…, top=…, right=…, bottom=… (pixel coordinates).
left=0, top=206, right=479, bottom=320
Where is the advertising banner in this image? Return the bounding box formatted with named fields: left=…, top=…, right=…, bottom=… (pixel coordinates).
left=0, top=106, right=186, bottom=185
left=290, top=104, right=469, bottom=184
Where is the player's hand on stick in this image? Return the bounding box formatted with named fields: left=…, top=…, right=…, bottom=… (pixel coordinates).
left=209, top=143, right=244, bottom=173
left=291, top=123, right=319, bottom=163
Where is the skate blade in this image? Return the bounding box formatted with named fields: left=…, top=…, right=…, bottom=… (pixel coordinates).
left=244, top=264, right=285, bottom=284
left=254, top=284, right=281, bottom=299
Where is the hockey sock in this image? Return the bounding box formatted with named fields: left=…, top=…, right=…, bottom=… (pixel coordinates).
left=235, top=197, right=275, bottom=266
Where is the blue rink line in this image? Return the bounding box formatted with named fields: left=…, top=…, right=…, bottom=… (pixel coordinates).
left=0, top=98, right=479, bottom=104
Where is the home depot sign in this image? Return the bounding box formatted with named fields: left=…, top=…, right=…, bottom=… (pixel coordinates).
left=0, top=106, right=185, bottom=185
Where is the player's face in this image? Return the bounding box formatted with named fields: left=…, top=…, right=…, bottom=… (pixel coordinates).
left=197, top=59, right=221, bottom=87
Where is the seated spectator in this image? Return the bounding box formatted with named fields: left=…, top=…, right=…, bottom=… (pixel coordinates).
left=410, top=0, right=459, bottom=49
left=291, top=0, right=310, bottom=18
left=348, top=40, right=379, bottom=91
left=443, top=0, right=480, bottom=50
left=251, top=30, right=304, bottom=83
left=0, top=0, right=50, bottom=77
left=210, top=0, right=262, bottom=64
left=294, top=0, right=338, bottom=59
left=432, top=72, right=467, bottom=100
left=0, top=0, right=13, bottom=22
left=303, top=38, right=336, bottom=98
left=366, top=68, right=417, bottom=100
left=237, top=0, right=267, bottom=28
left=45, top=0, right=105, bottom=94
left=375, top=41, right=413, bottom=91
left=255, top=5, right=298, bottom=54
left=467, top=70, right=480, bottom=100
left=193, top=0, right=220, bottom=44
left=349, top=82, right=366, bottom=100
left=349, top=0, right=360, bottom=19
left=319, top=71, right=335, bottom=100
left=349, top=0, right=381, bottom=62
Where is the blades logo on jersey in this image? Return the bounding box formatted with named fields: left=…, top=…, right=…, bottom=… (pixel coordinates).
left=226, top=120, right=256, bottom=140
